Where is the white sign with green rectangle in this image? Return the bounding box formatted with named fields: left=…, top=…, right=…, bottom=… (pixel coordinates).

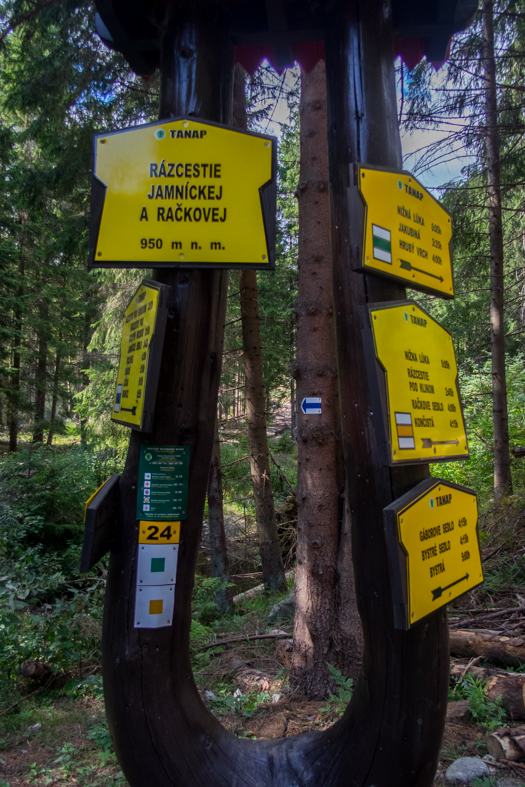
left=372, top=224, right=392, bottom=264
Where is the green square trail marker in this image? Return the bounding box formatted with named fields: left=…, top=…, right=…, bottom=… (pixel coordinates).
left=150, top=557, right=165, bottom=573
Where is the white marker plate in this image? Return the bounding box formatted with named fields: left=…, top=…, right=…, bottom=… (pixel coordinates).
left=136, top=543, right=179, bottom=586
left=134, top=584, right=175, bottom=628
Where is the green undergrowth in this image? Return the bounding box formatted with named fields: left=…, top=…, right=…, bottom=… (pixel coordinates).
left=190, top=574, right=293, bottom=670
left=319, top=665, right=354, bottom=719
left=449, top=672, right=507, bottom=733
left=0, top=683, right=126, bottom=786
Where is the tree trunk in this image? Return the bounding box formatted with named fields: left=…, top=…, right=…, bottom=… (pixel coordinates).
left=449, top=629, right=525, bottom=668
left=236, top=65, right=287, bottom=594
left=8, top=334, right=20, bottom=451
left=483, top=0, right=513, bottom=506
left=47, top=345, right=61, bottom=446
left=8, top=254, right=25, bottom=452
left=290, top=310, right=297, bottom=440
left=32, top=300, right=48, bottom=444
left=332, top=489, right=363, bottom=682
left=292, top=61, right=361, bottom=698
left=207, top=415, right=231, bottom=613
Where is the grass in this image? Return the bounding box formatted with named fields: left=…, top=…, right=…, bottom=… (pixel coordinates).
left=0, top=691, right=126, bottom=786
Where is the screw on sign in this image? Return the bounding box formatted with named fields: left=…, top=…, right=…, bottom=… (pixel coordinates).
left=93, top=1, right=479, bottom=786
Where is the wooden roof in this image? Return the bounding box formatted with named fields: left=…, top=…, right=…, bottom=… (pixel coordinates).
left=95, top=0, right=478, bottom=76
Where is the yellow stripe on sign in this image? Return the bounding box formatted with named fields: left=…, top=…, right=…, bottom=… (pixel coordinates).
left=397, top=425, right=414, bottom=437
left=83, top=478, right=110, bottom=523
left=149, top=599, right=164, bottom=615
left=138, top=521, right=181, bottom=544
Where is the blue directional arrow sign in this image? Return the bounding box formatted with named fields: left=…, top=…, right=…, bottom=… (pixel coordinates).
left=301, top=397, right=322, bottom=414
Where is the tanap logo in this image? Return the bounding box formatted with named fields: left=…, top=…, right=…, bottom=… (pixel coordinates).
left=155, top=129, right=166, bottom=140
left=397, top=179, right=403, bottom=191
left=403, top=311, right=409, bottom=322
left=429, top=498, right=435, bottom=509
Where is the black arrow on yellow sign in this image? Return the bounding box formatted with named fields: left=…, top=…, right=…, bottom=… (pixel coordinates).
left=400, top=259, right=444, bottom=282
left=432, top=573, right=469, bottom=601
left=120, top=405, right=137, bottom=416
left=421, top=438, right=459, bottom=448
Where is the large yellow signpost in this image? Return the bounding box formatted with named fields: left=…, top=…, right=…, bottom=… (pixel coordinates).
left=112, top=280, right=169, bottom=431
left=367, top=301, right=468, bottom=464
left=89, top=118, right=276, bottom=269
left=384, top=479, right=483, bottom=628
left=357, top=166, right=454, bottom=299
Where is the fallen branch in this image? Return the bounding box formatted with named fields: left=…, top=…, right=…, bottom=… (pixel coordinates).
left=200, top=631, right=292, bottom=651
left=449, top=629, right=525, bottom=668
left=487, top=727, right=525, bottom=762
left=449, top=605, right=525, bottom=629
left=0, top=676, right=54, bottom=718
left=268, top=450, right=296, bottom=496
left=232, top=569, right=294, bottom=603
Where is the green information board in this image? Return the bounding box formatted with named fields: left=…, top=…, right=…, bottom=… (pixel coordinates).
left=137, top=446, right=189, bottom=521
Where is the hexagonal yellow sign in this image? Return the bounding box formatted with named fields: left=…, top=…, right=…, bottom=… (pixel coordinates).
left=358, top=166, right=454, bottom=299
left=384, top=479, right=483, bottom=628
left=368, top=301, right=469, bottom=465
left=89, top=118, right=276, bottom=269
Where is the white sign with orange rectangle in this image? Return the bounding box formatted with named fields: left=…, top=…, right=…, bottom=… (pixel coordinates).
left=134, top=583, right=175, bottom=628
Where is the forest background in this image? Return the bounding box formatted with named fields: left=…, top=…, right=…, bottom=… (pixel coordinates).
left=1, top=0, right=525, bottom=781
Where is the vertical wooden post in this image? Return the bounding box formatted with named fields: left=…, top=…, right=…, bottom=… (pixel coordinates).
left=102, top=2, right=234, bottom=783
left=324, top=0, right=450, bottom=782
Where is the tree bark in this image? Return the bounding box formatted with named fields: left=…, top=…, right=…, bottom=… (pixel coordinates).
left=483, top=0, right=513, bottom=506
left=47, top=345, right=61, bottom=446
left=32, top=299, right=48, bottom=444
left=236, top=65, right=287, bottom=594
left=207, top=415, right=231, bottom=613
left=8, top=253, right=25, bottom=452
left=292, top=61, right=361, bottom=698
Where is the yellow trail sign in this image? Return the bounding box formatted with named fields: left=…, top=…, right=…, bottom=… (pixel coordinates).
left=112, top=280, right=169, bottom=432
left=384, top=479, right=483, bottom=628
left=89, top=118, right=276, bottom=269
left=366, top=301, right=468, bottom=465
left=357, top=166, right=454, bottom=299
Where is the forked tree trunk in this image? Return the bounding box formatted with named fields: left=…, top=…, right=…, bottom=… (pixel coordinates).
left=293, top=61, right=362, bottom=697
left=236, top=66, right=287, bottom=594
left=102, top=1, right=449, bottom=784
left=482, top=0, right=513, bottom=506
left=207, top=415, right=231, bottom=613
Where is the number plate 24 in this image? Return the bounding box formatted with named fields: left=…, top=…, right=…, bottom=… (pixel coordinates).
left=139, top=520, right=180, bottom=544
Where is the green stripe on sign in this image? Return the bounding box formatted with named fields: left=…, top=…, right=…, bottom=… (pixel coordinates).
left=373, top=236, right=391, bottom=253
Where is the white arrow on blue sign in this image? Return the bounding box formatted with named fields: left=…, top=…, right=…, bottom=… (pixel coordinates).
left=301, top=397, right=322, bottom=414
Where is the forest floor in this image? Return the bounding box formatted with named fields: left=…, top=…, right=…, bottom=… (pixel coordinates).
left=1, top=493, right=525, bottom=786
left=0, top=654, right=512, bottom=787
